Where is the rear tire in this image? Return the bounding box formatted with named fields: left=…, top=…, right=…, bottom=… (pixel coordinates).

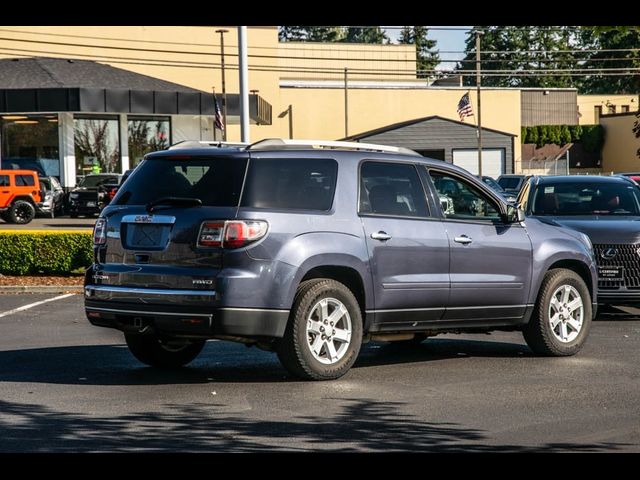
left=9, top=200, right=35, bottom=224
left=124, top=334, right=205, bottom=368
left=277, top=279, right=363, bottom=380
left=523, top=268, right=592, bottom=356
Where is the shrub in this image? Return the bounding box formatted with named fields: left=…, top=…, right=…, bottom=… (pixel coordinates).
left=581, top=125, right=605, bottom=152
left=569, top=125, right=583, bottom=143
left=560, top=125, right=572, bottom=145
left=0, top=230, right=92, bottom=275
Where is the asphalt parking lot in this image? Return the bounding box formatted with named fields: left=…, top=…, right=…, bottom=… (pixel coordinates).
left=0, top=293, right=639, bottom=452
left=0, top=216, right=95, bottom=230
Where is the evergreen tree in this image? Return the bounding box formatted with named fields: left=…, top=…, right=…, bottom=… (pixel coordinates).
left=342, top=27, right=388, bottom=44
left=457, top=26, right=579, bottom=88
left=398, top=26, right=440, bottom=77
left=580, top=26, right=640, bottom=94
left=278, top=26, right=308, bottom=41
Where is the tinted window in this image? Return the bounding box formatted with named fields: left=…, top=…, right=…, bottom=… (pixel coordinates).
left=531, top=182, right=640, bottom=216
left=114, top=157, right=247, bottom=207
left=241, top=158, right=337, bottom=211
left=359, top=162, right=429, bottom=217
left=79, top=175, right=120, bottom=188
left=498, top=177, right=522, bottom=190
left=430, top=171, right=501, bottom=221
left=15, top=175, right=35, bottom=186
left=0, top=175, right=9, bottom=187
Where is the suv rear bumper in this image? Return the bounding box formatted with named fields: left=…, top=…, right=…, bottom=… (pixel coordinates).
left=84, top=286, right=289, bottom=338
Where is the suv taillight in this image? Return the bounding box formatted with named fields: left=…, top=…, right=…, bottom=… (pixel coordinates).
left=198, top=220, right=268, bottom=249
left=93, top=218, right=107, bottom=245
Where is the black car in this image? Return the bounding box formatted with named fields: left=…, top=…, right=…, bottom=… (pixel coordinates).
left=480, top=175, right=517, bottom=203
left=498, top=174, right=531, bottom=196
left=518, top=175, right=640, bottom=305
left=68, top=173, right=121, bottom=218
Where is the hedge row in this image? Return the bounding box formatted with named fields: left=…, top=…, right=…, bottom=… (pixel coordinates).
left=0, top=231, right=93, bottom=275
left=520, top=124, right=605, bottom=152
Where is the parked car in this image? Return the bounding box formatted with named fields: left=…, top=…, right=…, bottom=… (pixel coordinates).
left=479, top=175, right=517, bottom=203
left=497, top=174, right=531, bottom=196
left=68, top=173, right=121, bottom=218
left=517, top=175, right=640, bottom=306
left=85, top=139, right=597, bottom=380
left=37, top=176, right=65, bottom=217
left=0, top=169, right=42, bottom=224
left=102, top=169, right=136, bottom=206
left=613, top=172, right=640, bottom=184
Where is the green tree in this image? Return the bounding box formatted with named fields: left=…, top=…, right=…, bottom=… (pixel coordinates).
left=342, top=27, right=388, bottom=44
left=278, top=26, right=346, bottom=42
left=580, top=26, right=640, bottom=94
left=527, top=126, right=539, bottom=146
left=398, top=26, right=440, bottom=77
left=457, top=26, right=580, bottom=88
left=560, top=125, right=572, bottom=145
left=278, top=26, right=308, bottom=41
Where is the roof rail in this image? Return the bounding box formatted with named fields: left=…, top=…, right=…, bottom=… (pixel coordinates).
left=168, top=140, right=249, bottom=150
left=246, top=138, right=420, bottom=156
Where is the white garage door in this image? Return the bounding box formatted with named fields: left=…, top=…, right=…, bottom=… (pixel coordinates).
left=452, top=149, right=504, bottom=179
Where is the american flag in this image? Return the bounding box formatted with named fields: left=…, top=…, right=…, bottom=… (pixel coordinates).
left=214, top=93, right=224, bottom=131
left=457, top=92, right=474, bottom=121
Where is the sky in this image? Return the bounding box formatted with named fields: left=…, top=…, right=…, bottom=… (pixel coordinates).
left=383, top=26, right=472, bottom=70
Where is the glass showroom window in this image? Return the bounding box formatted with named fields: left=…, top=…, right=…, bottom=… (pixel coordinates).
left=0, top=115, right=60, bottom=177
left=128, top=117, right=170, bottom=167
left=74, top=116, right=121, bottom=177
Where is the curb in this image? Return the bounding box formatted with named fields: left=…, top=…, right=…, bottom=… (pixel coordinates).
left=0, top=286, right=83, bottom=294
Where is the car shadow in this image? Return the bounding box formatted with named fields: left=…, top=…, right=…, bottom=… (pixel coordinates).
left=0, top=338, right=534, bottom=386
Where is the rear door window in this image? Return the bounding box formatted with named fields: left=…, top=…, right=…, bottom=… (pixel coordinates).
left=0, top=175, right=9, bottom=187
left=15, top=175, right=35, bottom=186
left=241, top=158, right=337, bottom=211
left=359, top=162, right=429, bottom=218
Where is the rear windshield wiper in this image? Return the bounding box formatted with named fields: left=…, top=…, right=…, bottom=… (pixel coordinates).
left=146, top=196, right=202, bottom=213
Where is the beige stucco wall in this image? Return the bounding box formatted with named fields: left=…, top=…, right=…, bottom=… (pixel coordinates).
left=600, top=113, right=640, bottom=172
left=279, top=86, right=522, bottom=167
left=0, top=26, right=521, bottom=166
left=578, top=94, right=639, bottom=124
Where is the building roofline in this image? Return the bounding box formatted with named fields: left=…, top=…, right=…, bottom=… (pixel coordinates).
left=600, top=111, right=639, bottom=119
left=342, top=115, right=516, bottom=141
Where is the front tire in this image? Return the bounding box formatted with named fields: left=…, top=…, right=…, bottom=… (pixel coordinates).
left=124, top=334, right=205, bottom=368
left=277, top=279, right=363, bottom=380
left=523, top=268, right=592, bottom=356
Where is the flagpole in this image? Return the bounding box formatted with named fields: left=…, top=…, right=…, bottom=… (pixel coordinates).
left=475, top=29, right=484, bottom=177
left=212, top=87, right=218, bottom=141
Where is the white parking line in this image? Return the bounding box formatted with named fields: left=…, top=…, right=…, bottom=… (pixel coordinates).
left=0, top=293, right=76, bottom=319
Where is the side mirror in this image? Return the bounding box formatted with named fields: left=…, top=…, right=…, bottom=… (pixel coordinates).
left=505, top=204, right=525, bottom=223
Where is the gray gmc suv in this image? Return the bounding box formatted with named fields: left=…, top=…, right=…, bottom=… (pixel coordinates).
left=85, top=139, right=598, bottom=380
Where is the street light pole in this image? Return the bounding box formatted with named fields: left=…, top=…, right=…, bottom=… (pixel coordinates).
left=475, top=30, right=483, bottom=177
left=215, top=29, right=229, bottom=141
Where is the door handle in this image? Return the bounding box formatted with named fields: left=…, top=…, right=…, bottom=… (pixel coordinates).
left=454, top=235, right=473, bottom=245
left=371, top=231, right=392, bottom=241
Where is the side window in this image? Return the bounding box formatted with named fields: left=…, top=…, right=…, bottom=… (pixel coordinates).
left=242, top=158, right=338, bottom=211
left=15, top=175, right=35, bottom=187
left=430, top=171, right=501, bottom=221
left=0, top=175, right=9, bottom=187
left=359, top=162, right=429, bottom=218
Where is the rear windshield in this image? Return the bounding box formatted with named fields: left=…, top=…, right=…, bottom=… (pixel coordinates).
left=114, top=157, right=247, bottom=207
left=113, top=156, right=338, bottom=211
left=498, top=177, right=522, bottom=189
left=531, top=182, right=640, bottom=216
left=80, top=175, right=120, bottom=188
